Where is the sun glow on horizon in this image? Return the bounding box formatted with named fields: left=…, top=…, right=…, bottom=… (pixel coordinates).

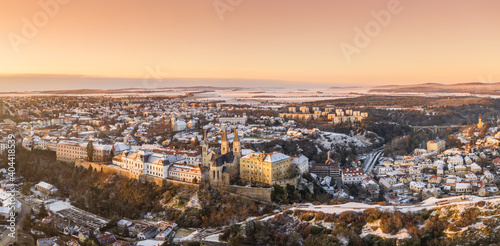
left=1, top=0, right=499, bottom=90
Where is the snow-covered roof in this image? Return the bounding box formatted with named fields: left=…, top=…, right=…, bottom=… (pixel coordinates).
left=0, top=189, right=11, bottom=201
left=263, top=152, right=291, bottom=163
left=410, top=181, right=425, bottom=188
left=114, top=143, right=130, bottom=152
left=117, top=219, right=133, bottom=227
left=36, top=181, right=56, bottom=191
left=292, top=155, right=308, bottom=164
left=136, top=240, right=163, bottom=246
left=93, top=144, right=112, bottom=151
left=456, top=182, right=472, bottom=189
left=241, top=149, right=255, bottom=156
left=0, top=206, right=9, bottom=215
left=175, top=120, right=187, bottom=126
left=47, top=201, right=73, bottom=212
left=342, top=168, right=366, bottom=177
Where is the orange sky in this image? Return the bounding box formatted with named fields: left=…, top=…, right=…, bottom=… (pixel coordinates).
left=1, top=0, right=499, bottom=89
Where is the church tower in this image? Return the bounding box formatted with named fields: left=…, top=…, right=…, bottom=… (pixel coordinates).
left=171, top=117, right=176, bottom=130
left=478, top=115, right=484, bottom=129
left=201, top=130, right=209, bottom=167
left=221, top=129, right=230, bottom=155
left=233, top=129, right=241, bottom=158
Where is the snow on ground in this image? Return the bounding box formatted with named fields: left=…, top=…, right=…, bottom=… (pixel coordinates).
left=318, top=221, right=335, bottom=230
left=192, top=88, right=366, bottom=104
left=321, top=176, right=332, bottom=186
left=316, top=131, right=370, bottom=150
left=360, top=220, right=411, bottom=239
left=11, top=87, right=500, bottom=101
left=203, top=233, right=222, bottom=243
left=338, top=236, right=349, bottom=245
left=245, top=216, right=258, bottom=222
left=310, top=173, right=317, bottom=180
left=173, top=229, right=202, bottom=242
left=354, top=131, right=383, bottom=145
left=187, top=193, right=201, bottom=209
left=292, top=195, right=500, bottom=215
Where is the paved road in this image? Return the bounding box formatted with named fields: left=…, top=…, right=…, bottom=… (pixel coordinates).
left=363, top=148, right=384, bottom=175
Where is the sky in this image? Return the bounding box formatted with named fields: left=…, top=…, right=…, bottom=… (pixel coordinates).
left=1, top=0, right=499, bottom=91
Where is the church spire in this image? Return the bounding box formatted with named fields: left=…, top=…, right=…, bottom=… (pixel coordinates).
left=201, top=129, right=210, bottom=168
left=233, top=128, right=239, bottom=142
left=221, top=129, right=229, bottom=155
left=233, top=128, right=241, bottom=157
left=478, top=115, right=484, bottom=129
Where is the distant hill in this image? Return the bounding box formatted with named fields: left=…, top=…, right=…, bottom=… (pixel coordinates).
left=370, top=82, right=500, bottom=95
left=0, top=86, right=230, bottom=95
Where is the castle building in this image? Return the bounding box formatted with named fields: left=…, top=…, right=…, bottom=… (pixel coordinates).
left=239, top=151, right=293, bottom=185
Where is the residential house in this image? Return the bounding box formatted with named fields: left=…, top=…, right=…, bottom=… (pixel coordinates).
left=342, top=168, right=368, bottom=185
left=409, top=181, right=426, bottom=193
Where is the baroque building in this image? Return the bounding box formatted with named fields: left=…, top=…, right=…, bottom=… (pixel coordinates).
left=239, top=151, right=293, bottom=185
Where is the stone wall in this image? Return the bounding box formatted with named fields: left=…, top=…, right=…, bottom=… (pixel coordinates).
left=75, top=160, right=137, bottom=179
left=273, top=176, right=300, bottom=188
left=225, top=185, right=272, bottom=203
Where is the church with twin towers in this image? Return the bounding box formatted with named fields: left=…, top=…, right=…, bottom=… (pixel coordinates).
left=201, top=128, right=308, bottom=186
left=201, top=128, right=241, bottom=185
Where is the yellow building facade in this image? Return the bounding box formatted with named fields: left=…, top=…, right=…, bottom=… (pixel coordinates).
left=240, top=151, right=293, bottom=185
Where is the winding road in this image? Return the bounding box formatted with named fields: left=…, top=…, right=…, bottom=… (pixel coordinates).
left=363, top=148, right=384, bottom=175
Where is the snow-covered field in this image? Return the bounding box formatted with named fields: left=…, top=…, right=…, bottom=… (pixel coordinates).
left=2, top=87, right=368, bottom=102
left=5, top=86, right=500, bottom=101
left=193, top=88, right=366, bottom=103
